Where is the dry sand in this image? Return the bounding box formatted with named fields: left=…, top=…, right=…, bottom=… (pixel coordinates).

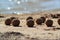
left=0, top=11, right=60, bottom=40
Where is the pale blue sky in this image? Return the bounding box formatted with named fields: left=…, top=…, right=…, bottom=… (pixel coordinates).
left=0, top=0, right=60, bottom=14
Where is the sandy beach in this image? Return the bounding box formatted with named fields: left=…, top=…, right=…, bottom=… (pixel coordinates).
left=0, top=11, right=60, bottom=40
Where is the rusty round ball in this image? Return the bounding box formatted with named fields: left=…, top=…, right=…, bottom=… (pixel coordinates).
left=5, top=18, right=11, bottom=25
left=36, top=18, right=43, bottom=25
left=26, top=16, right=33, bottom=21
left=57, top=14, right=60, bottom=17
left=10, top=17, right=16, bottom=21
left=26, top=19, right=34, bottom=27
left=58, top=19, right=60, bottom=25
left=12, top=19, right=20, bottom=26
left=40, top=17, right=46, bottom=23
left=46, top=20, right=53, bottom=27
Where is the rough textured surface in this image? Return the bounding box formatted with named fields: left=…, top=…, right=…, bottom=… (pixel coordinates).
left=57, top=14, right=60, bottom=17
left=5, top=18, right=11, bottom=25
left=46, top=20, right=53, bottom=27
left=26, top=19, right=34, bottom=27
left=0, top=12, right=60, bottom=40
left=12, top=19, right=20, bottom=26
left=58, top=19, right=60, bottom=25
left=0, top=16, right=4, bottom=18
left=51, top=14, right=58, bottom=18
left=26, top=16, right=33, bottom=21
left=10, top=17, right=16, bottom=21
left=0, top=32, right=40, bottom=40
left=36, top=18, right=43, bottom=25
left=40, top=17, right=46, bottom=23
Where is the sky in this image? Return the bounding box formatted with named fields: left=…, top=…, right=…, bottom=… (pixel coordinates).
left=0, top=0, right=60, bottom=14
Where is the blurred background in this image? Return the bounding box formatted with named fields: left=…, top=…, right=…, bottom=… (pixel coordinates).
left=0, top=0, right=60, bottom=14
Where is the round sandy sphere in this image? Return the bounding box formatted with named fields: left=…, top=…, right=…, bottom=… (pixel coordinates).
left=5, top=18, right=11, bottom=25
left=26, top=19, right=34, bottom=27
left=12, top=19, right=20, bottom=26
left=26, top=16, right=33, bottom=21
left=40, top=17, right=46, bottom=23
left=46, top=20, right=53, bottom=27
left=58, top=19, right=60, bottom=25
left=36, top=18, right=43, bottom=25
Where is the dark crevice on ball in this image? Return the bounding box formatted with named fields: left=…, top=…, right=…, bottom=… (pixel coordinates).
left=46, top=20, right=53, bottom=27
left=58, top=19, right=60, bottom=25
left=5, top=18, right=11, bottom=25
left=40, top=17, right=46, bottom=23
left=26, top=19, right=34, bottom=27
left=36, top=18, right=43, bottom=25
left=26, top=16, right=33, bottom=21
left=12, top=19, right=20, bottom=26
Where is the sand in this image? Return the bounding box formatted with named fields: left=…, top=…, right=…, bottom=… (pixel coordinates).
left=0, top=11, right=60, bottom=40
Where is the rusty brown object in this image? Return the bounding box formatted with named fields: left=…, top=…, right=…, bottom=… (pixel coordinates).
left=12, top=19, right=20, bottom=26
left=46, top=20, right=53, bottom=27
left=58, top=19, right=60, bottom=25
left=40, top=17, right=46, bottom=23
left=26, top=16, right=33, bottom=21
left=36, top=18, right=43, bottom=25
left=5, top=18, right=11, bottom=25
left=56, top=14, right=60, bottom=18
left=0, top=16, right=4, bottom=18
left=10, top=17, right=17, bottom=21
left=51, top=14, right=58, bottom=18
left=26, top=19, right=34, bottom=27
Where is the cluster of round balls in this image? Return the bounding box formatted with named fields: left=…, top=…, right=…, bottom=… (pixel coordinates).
left=10, top=17, right=16, bottom=21
left=5, top=16, right=60, bottom=27
left=51, top=14, right=58, bottom=18
left=36, top=17, right=46, bottom=25
left=26, top=16, right=34, bottom=27
left=5, top=17, right=20, bottom=26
